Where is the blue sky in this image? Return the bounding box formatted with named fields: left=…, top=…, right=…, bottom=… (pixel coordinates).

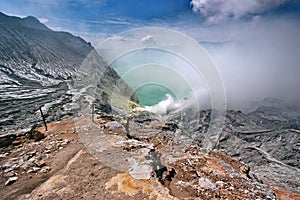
left=1, top=0, right=299, bottom=42
left=0, top=0, right=192, bottom=36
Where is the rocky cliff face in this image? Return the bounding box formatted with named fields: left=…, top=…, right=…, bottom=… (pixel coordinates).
left=0, top=12, right=134, bottom=132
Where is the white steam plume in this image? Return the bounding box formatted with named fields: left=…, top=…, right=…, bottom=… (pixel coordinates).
left=134, top=94, right=180, bottom=115
left=134, top=88, right=211, bottom=115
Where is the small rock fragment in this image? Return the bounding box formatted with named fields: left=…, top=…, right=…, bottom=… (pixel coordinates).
left=61, top=139, right=69, bottom=146
left=36, top=160, right=46, bottom=167
left=104, top=121, right=126, bottom=134
left=26, top=130, right=45, bottom=141
left=27, top=167, right=40, bottom=173
left=5, top=176, right=18, bottom=186
left=28, top=157, right=36, bottom=164
left=20, top=163, right=30, bottom=171
left=45, top=145, right=52, bottom=150
left=4, top=167, right=14, bottom=173
left=0, top=133, right=16, bottom=148
left=40, top=166, right=51, bottom=173
left=45, top=149, right=51, bottom=154
left=27, top=150, right=37, bottom=156
left=198, top=177, right=217, bottom=190
left=0, top=153, right=9, bottom=158
left=216, top=180, right=225, bottom=187
left=2, top=161, right=14, bottom=169
left=129, top=164, right=152, bottom=180
left=32, top=167, right=41, bottom=172
left=12, top=136, right=26, bottom=146
left=4, top=171, right=16, bottom=177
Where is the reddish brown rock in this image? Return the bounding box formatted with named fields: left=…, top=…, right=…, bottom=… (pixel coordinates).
left=166, top=148, right=275, bottom=199
left=12, top=136, right=26, bottom=146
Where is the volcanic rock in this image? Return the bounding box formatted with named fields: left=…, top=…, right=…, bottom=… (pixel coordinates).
left=0, top=134, right=16, bottom=148
left=5, top=176, right=18, bottom=186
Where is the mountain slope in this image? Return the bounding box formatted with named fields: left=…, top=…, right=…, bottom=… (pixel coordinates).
left=0, top=12, right=134, bottom=132
left=0, top=12, right=92, bottom=85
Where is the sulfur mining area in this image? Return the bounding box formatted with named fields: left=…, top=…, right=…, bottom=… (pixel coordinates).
left=0, top=12, right=300, bottom=200
left=1, top=111, right=300, bottom=200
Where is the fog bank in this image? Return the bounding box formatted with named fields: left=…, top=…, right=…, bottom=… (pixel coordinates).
left=201, top=16, right=300, bottom=110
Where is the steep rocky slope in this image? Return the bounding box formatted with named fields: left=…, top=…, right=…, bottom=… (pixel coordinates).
left=0, top=12, right=133, bottom=132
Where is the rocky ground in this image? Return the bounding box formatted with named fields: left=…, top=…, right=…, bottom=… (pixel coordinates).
left=1, top=113, right=299, bottom=199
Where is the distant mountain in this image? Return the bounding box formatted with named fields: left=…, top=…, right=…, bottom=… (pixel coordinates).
left=0, top=12, right=93, bottom=85
left=247, top=97, right=300, bottom=129
left=0, top=12, right=135, bottom=132
left=0, top=13, right=50, bottom=31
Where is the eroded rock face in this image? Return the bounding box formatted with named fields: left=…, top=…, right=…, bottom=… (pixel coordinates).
left=167, top=149, right=275, bottom=199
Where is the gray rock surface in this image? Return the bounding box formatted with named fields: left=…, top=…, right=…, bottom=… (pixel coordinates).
left=210, top=104, right=299, bottom=193
left=0, top=12, right=136, bottom=132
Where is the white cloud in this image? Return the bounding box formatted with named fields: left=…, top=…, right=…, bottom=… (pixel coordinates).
left=2, top=12, right=49, bottom=24
left=201, top=16, right=300, bottom=109
left=141, top=35, right=153, bottom=42
left=48, top=25, right=67, bottom=32
left=190, top=0, right=286, bottom=24
left=110, top=35, right=133, bottom=41
left=38, top=18, right=49, bottom=23
left=104, top=19, right=131, bottom=25
left=2, top=12, right=26, bottom=18
left=140, top=35, right=156, bottom=46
